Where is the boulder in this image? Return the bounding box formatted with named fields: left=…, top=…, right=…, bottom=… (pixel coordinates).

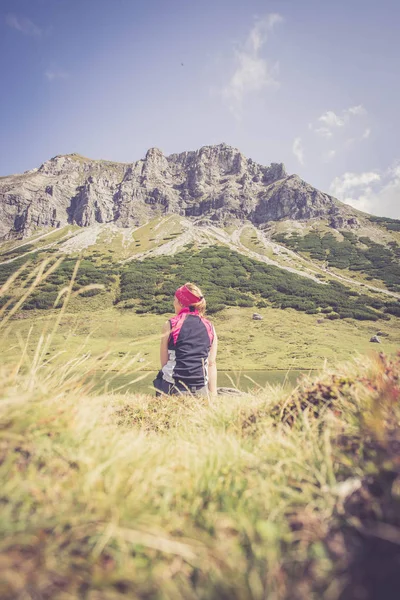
left=217, top=387, right=242, bottom=396
left=370, top=335, right=381, bottom=343
left=252, top=313, right=263, bottom=320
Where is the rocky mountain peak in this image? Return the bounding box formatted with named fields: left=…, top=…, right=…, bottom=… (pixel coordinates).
left=170, top=143, right=247, bottom=174
left=145, top=147, right=165, bottom=161
left=0, top=143, right=356, bottom=239
left=39, top=155, right=72, bottom=175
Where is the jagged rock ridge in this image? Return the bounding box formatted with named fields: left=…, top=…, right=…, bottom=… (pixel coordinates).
left=0, top=143, right=356, bottom=239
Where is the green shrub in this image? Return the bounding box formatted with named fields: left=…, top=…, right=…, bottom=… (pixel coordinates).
left=116, top=246, right=387, bottom=321
left=273, top=230, right=400, bottom=289
left=0, top=295, right=13, bottom=309
left=80, top=289, right=102, bottom=298
left=353, top=310, right=379, bottom=321
left=23, top=291, right=58, bottom=310
left=338, top=310, right=354, bottom=319
left=385, top=305, right=400, bottom=317
left=369, top=215, right=400, bottom=231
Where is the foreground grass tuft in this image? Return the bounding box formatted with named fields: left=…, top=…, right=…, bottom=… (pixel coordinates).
left=1, top=349, right=400, bottom=599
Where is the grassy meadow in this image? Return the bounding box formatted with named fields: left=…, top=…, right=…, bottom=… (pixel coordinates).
left=3, top=304, right=400, bottom=375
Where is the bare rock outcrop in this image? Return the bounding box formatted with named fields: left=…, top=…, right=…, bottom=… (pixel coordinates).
left=0, top=143, right=355, bottom=239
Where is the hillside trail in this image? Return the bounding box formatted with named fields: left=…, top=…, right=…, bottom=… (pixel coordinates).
left=2, top=220, right=399, bottom=300
left=123, top=220, right=324, bottom=283
left=231, top=226, right=324, bottom=283
left=2, top=228, right=61, bottom=252
left=0, top=224, right=140, bottom=266
left=319, top=266, right=400, bottom=299
left=253, top=227, right=400, bottom=300
left=0, top=230, right=75, bottom=265
left=117, top=221, right=400, bottom=299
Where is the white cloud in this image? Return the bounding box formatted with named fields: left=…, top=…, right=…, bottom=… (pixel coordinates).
left=362, top=127, right=371, bottom=140
left=330, top=171, right=380, bottom=213
left=318, top=110, right=345, bottom=128
left=292, top=137, right=305, bottom=165
left=331, top=171, right=380, bottom=196
left=6, top=13, right=42, bottom=37
left=372, top=165, right=400, bottom=218
left=247, top=13, right=282, bottom=52
left=314, top=126, right=333, bottom=139
left=311, top=104, right=368, bottom=140
left=45, top=69, right=69, bottom=81
left=330, top=167, right=400, bottom=218
left=346, top=104, right=367, bottom=116
left=222, top=14, right=283, bottom=118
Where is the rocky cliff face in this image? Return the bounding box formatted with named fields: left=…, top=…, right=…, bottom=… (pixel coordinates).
left=0, top=143, right=354, bottom=239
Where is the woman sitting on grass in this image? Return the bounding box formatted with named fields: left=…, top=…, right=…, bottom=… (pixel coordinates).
left=154, top=283, right=217, bottom=396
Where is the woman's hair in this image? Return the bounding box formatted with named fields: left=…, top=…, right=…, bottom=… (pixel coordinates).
left=185, top=282, right=206, bottom=315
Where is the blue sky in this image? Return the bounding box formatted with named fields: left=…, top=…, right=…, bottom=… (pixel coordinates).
left=1, top=0, right=400, bottom=218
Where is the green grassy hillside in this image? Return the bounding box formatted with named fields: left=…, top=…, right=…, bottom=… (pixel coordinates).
left=273, top=229, right=400, bottom=294
left=1, top=217, right=400, bottom=375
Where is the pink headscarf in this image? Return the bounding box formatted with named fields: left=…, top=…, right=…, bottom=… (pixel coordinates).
left=175, top=284, right=202, bottom=307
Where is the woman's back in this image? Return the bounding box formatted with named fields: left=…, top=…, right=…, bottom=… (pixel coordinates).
left=168, top=309, right=214, bottom=387
left=157, top=282, right=218, bottom=396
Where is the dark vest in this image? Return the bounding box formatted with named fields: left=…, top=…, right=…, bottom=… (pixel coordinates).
left=162, top=308, right=214, bottom=387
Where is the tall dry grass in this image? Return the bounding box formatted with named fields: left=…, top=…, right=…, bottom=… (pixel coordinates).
left=1, top=258, right=400, bottom=600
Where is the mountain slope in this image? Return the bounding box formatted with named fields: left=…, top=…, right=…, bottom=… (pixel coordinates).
left=1, top=215, right=400, bottom=374
left=0, top=144, right=358, bottom=239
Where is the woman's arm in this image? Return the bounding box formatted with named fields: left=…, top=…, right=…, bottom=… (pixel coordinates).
left=208, top=329, right=218, bottom=395
left=160, top=320, right=170, bottom=368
